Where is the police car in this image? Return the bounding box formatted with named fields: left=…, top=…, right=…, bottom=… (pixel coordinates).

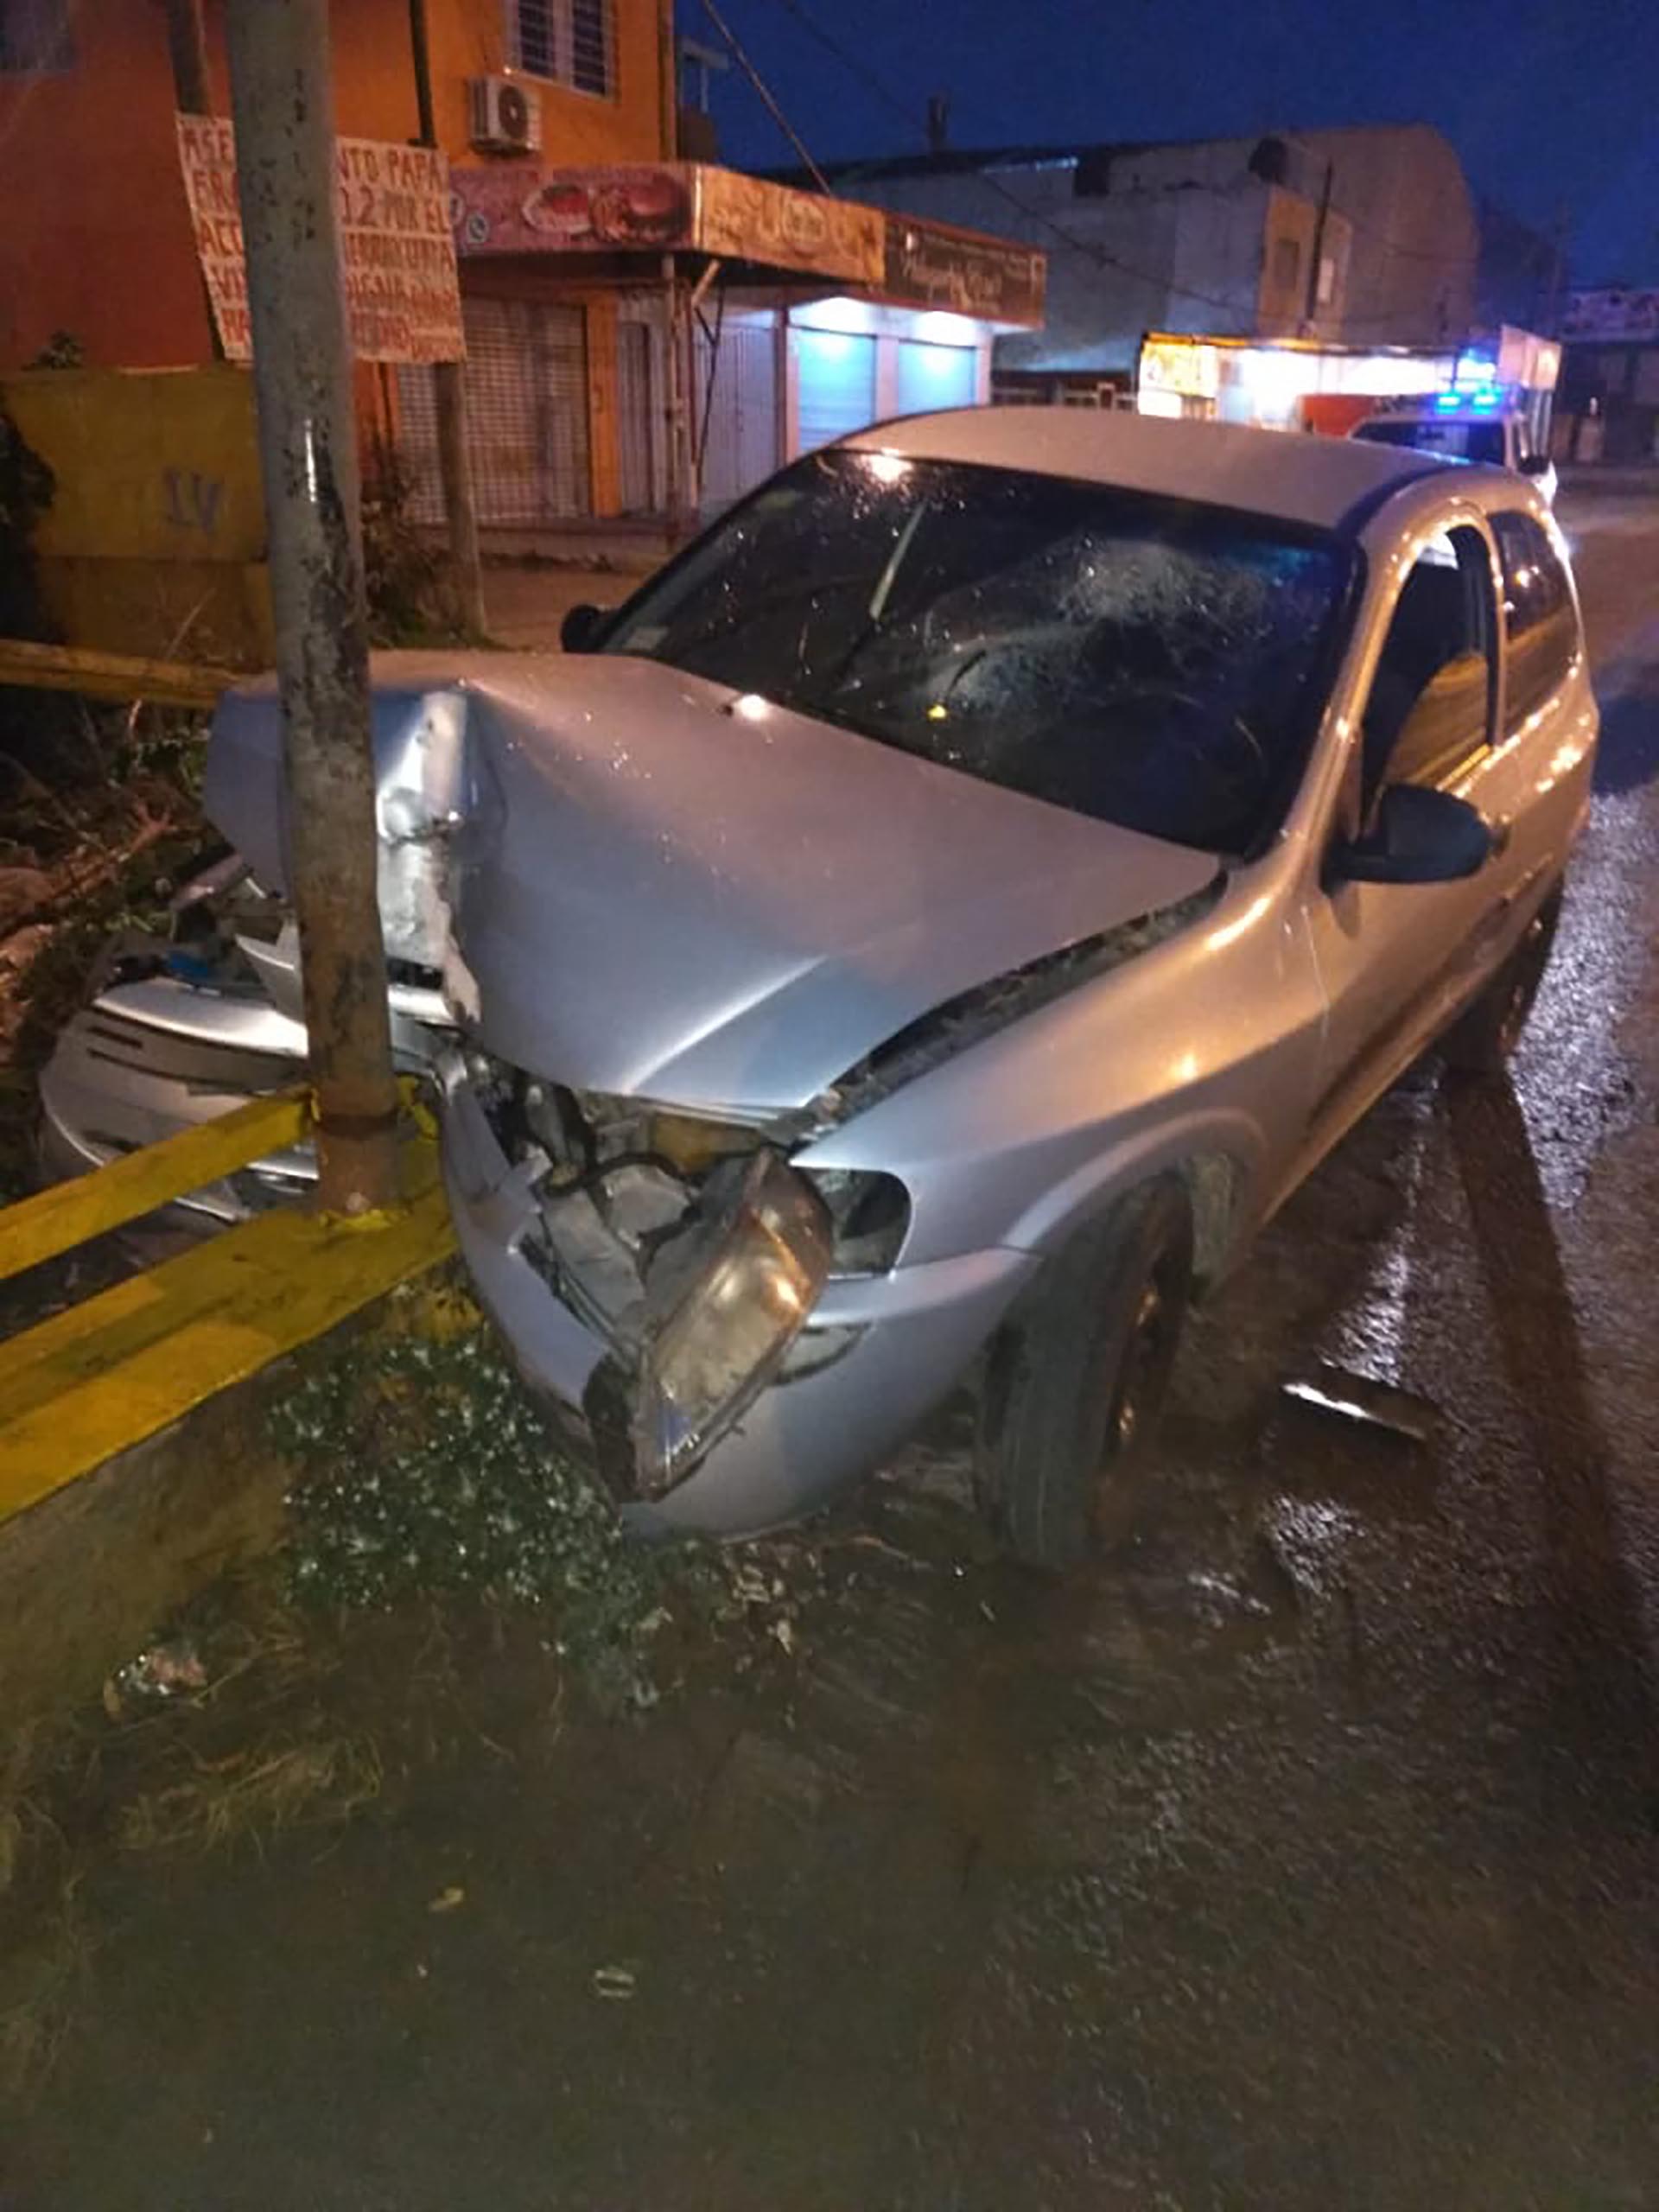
left=1350, top=391, right=1557, bottom=504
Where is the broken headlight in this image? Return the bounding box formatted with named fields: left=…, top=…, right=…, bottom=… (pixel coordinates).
left=632, top=1151, right=832, bottom=1497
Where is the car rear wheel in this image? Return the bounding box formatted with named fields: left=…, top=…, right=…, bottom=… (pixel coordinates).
left=1442, top=886, right=1562, bottom=1075
left=975, top=1178, right=1193, bottom=1572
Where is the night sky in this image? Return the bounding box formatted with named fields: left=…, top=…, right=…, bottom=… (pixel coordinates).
left=696, top=0, right=1659, bottom=286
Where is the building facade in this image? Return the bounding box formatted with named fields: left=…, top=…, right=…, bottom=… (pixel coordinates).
left=804, top=124, right=1482, bottom=397
left=1558, top=289, right=1659, bottom=465
left=0, top=2, right=1039, bottom=539
left=0, top=0, right=674, bottom=524
left=0, top=0, right=673, bottom=370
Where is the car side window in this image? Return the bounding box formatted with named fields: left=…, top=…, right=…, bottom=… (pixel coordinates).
left=1492, top=511, right=1578, bottom=732
left=1358, top=524, right=1497, bottom=820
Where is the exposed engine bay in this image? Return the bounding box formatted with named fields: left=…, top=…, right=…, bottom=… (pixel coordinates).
left=453, top=1053, right=909, bottom=1495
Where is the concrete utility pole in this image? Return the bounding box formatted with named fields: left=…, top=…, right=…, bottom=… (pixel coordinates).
left=162, top=0, right=210, bottom=109
left=1302, top=160, right=1335, bottom=337
left=224, top=0, right=402, bottom=1216
left=407, top=0, right=486, bottom=637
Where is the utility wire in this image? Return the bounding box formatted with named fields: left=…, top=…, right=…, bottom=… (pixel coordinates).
left=700, top=0, right=832, bottom=194
left=759, top=0, right=1261, bottom=316
left=759, top=0, right=1482, bottom=324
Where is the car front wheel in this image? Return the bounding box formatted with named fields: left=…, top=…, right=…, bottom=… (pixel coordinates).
left=975, top=1178, right=1194, bottom=1572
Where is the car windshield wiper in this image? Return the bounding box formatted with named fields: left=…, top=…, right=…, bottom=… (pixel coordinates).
left=626, top=570, right=886, bottom=667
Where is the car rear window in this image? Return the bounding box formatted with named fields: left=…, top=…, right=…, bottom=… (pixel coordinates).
left=601, top=450, right=1354, bottom=855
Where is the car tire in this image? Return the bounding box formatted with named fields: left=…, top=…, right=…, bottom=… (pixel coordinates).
left=975, top=1177, right=1193, bottom=1573
left=1442, top=886, right=1562, bottom=1076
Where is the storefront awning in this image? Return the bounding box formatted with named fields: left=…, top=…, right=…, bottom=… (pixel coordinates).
left=449, top=164, right=1045, bottom=328
left=874, top=213, right=1044, bottom=329
left=452, top=162, right=882, bottom=283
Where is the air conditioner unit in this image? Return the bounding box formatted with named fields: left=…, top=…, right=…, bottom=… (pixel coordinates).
left=469, top=74, right=542, bottom=156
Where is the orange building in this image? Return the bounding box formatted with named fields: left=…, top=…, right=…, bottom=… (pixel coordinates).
left=0, top=2, right=1041, bottom=535
left=0, top=1, right=671, bottom=369
left=0, top=0, right=675, bottom=525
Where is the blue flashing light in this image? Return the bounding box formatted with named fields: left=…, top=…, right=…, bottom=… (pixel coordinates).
left=1471, top=389, right=1501, bottom=409
left=1452, top=352, right=1500, bottom=391
left=1435, top=391, right=1462, bottom=410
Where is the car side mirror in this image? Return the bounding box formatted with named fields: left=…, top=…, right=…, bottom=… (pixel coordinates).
left=1332, top=783, right=1493, bottom=886
left=560, top=602, right=609, bottom=654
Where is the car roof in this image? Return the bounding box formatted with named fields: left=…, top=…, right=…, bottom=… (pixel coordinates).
left=843, top=409, right=1449, bottom=535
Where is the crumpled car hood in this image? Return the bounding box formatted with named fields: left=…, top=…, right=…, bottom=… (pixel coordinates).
left=204, top=651, right=1218, bottom=1115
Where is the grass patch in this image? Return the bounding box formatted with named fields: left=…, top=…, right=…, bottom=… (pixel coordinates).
left=117, top=1736, right=385, bottom=1855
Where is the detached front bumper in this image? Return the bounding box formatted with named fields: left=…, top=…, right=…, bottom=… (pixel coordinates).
left=38, top=980, right=320, bottom=1225
left=38, top=972, right=444, bottom=1229
left=440, top=1075, right=1038, bottom=1538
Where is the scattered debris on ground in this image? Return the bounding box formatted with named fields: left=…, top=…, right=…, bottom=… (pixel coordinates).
left=104, top=1637, right=208, bottom=1713
left=1281, top=1361, right=1440, bottom=1444
left=0, top=1295, right=843, bottom=2109
left=0, top=699, right=209, bottom=1205
left=275, top=1318, right=722, bottom=1710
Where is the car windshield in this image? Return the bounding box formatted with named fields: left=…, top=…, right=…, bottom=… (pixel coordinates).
left=601, top=451, right=1355, bottom=855
left=1355, top=416, right=1509, bottom=466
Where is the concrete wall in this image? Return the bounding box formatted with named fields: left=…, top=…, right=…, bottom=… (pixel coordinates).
left=836, top=168, right=1189, bottom=376
left=828, top=124, right=1477, bottom=377
left=1108, top=125, right=1474, bottom=346
left=1, top=364, right=272, bottom=664
left=0, top=0, right=669, bottom=372
left=1296, top=124, right=1478, bottom=346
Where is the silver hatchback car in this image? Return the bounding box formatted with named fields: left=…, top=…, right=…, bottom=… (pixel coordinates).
left=41, top=413, right=1597, bottom=1564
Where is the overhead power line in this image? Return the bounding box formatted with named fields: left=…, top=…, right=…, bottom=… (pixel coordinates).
left=757, top=0, right=1276, bottom=317
left=757, top=0, right=1481, bottom=325
left=700, top=0, right=831, bottom=195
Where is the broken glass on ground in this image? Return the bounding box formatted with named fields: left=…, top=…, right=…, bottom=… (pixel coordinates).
left=1281, top=1362, right=1440, bottom=1444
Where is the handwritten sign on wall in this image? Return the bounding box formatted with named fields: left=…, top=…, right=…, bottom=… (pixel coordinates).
left=176, top=115, right=464, bottom=365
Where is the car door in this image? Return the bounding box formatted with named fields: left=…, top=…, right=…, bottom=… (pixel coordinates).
left=1483, top=504, right=1594, bottom=891
left=1300, top=508, right=1522, bottom=1154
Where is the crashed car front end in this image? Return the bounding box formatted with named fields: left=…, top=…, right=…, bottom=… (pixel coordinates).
left=37, top=667, right=481, bottom=1226
left=40, top=432, right=1356, bottom=1535
left=437, top=1053, right=1039, bottom=1535
left=435, top=861, right=1226, bottom=1535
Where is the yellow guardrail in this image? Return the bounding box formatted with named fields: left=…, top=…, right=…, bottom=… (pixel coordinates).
left=0, top=637, right=240, bottom=709
left=0, top=1088, right=454, bottom=1528
left=0, top=1090, right=309, bottom=1287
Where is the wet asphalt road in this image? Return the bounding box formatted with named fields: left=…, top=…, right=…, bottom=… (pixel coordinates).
left=7, top=489, right=1659, bottom=2210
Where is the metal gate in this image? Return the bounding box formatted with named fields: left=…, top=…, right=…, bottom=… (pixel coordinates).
left=397, top=296, right=590, bottom=528
left=796, top=327, right=876, bottom=454
left=896, top=339, right=978, bottom=415
left=696, top=322, right=779, bottom=513
left=616, top=317, right=658, bottom=516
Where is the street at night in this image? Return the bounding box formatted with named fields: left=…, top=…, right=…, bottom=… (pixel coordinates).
left=0, top=484, right=1653, bottom=2208
left=5, top=3, right=1659, bottom=2204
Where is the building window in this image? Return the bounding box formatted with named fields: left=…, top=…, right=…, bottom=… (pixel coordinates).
left=508, top=0, right=614, bottom=97
left=0, top=0, right=73, bottom=71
